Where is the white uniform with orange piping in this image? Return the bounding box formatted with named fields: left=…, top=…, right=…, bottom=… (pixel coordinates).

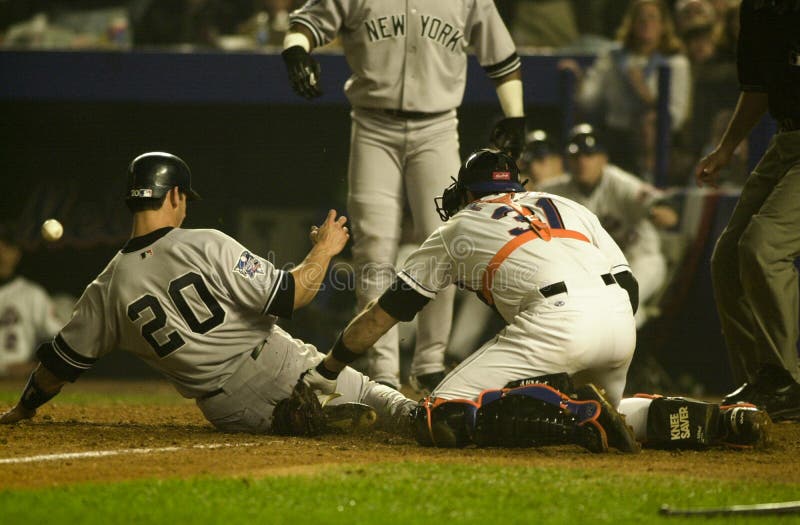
left=396, top=191, right=636, bottom=406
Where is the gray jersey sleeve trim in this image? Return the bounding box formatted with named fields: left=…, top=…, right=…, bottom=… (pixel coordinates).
left=290, top=16, right=326, bottom=48
left=262, top=270, right=292, bottom=316
left=484, top=53, right=521, bottom=79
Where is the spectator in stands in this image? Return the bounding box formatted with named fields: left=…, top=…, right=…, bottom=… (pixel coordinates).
left=560, top=0, right=690, bottom=179
left=0, top=224, right=63, bottom=378
left=519, top=130, right=568, bottom=190
left=542, top=125, right=678, bottom=328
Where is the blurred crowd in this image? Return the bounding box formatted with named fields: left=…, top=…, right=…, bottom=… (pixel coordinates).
left=0, top=0, right=746, bottom=187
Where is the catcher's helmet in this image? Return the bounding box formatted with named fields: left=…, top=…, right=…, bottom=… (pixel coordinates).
left=435, top=149, right=525, bottom=221
left=126, top=152, right=201, bottom=201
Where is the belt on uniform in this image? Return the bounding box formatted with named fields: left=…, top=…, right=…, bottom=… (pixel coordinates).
left=778, top=118, right=800, bottom=133
left=539, top=273, right=616, bottom=298
left=197, top=339, right=268, bottom=401
left=379, top=108, right=450, bottom=120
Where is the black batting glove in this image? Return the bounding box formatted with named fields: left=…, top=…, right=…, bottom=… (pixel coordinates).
left=490, top=117, right=526, bottom=159
left=281, top=45, right=323, bottom=100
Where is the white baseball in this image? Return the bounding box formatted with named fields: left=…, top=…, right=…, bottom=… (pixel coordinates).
left=41, top=219, right=64, bottom=242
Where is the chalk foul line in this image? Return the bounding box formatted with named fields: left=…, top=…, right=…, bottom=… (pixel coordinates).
left=0, top=442, right=263, bottom=465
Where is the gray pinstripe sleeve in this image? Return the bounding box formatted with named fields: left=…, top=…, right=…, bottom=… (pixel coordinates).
left=289, top=0, right=359, bottom=47
left=467, top=0, right=520, bottom=78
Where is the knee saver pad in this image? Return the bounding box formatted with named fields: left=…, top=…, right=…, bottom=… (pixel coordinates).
left=414, top=398, right=478, bottom=448
left=645, top=396, right=720, bottom=449
left=504, top=372, right=575, bottom=394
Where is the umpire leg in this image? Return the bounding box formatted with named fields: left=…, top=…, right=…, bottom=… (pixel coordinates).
left=348, top=109, right=405, bottom=387
left=404, top=112, right=459, bottom=379
left=710, top=137, right=789, bottom=384
left=737, top=134, right=800, bottom=382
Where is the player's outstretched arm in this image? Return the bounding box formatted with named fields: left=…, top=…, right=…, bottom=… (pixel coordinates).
left=0, top=364, right=66, bottom=424
left=290, top=209, right=349, bottom=310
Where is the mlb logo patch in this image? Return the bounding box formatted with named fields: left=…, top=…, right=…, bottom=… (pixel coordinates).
left=492, top=171, right=511, bottom=181
left=234, top=250, right=265, bottom=279
left=140, top=249, right=154, bottom=260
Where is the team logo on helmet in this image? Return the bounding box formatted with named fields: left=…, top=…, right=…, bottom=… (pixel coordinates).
left=492, top=171, right=511, bottom=180
left=233, top=251, right=266, bottom=279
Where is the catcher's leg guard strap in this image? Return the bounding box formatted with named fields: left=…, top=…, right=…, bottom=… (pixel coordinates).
left=498, top=384, right=602, bottom=424
left=504, top=372, right=575, bottom=394
left=644, top=397, right=720, bottom=448
left=414, top=398, right=478, bottom=448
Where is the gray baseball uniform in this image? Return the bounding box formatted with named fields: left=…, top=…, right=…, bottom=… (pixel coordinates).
left=36, top=227, right=413, bottom=432
left=290, top=0, right=521, bottom=387
left=542, top=164, right=667, bottom=327
left=0, top=277, right=62, bottom=374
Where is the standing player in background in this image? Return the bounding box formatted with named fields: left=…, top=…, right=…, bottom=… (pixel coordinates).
left=280, top=0, right=526, bottom=393
left=0, top=153, right=417, bottom=434
left=0, top=225, right=63, bottom=378
left=696, top=0, right=800, bottom=420
left=543, top=124, right=678, bottom=328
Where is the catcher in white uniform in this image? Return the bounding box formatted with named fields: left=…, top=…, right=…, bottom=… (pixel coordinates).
left=307, top=149, right=771, bottom=451
left=0, top=152, right=415, bottom=435
left=281, top=0, right=526, bottom=392
left=0, top=226, right=63, bottom=377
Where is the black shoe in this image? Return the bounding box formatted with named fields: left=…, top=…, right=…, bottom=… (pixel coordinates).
left=722, top=366, right=800, bottom=421
left=716, top=405, right=771, bottom=447
left=763, top=382, right=800, bottom=421
left=575, top=383, right=641, bottom=454
left=409, top=371, right=446, bottom=395
left=721, top=381, right=762, bottom=406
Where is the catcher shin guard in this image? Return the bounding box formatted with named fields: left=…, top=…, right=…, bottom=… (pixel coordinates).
left=638, top=396, right=769, bottom=448
left=475, top=384, right=608, bottom=452
left=414, top=398, right=478, bottom=448
left=473, top=394, right=606, bottom=452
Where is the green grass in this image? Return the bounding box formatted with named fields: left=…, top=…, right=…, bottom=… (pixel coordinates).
left=1, top=463, right=797, bottom=525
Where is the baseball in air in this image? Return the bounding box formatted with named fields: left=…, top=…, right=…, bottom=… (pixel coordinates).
left=41, top=219, right=64, bottom=242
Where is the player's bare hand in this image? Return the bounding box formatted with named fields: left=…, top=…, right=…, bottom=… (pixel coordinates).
left=695, top=147, right=733, bottom=188
left=312, top=210, right=349, bottom=256
left=0, top=403, right=35, bottom=424
left=649, top=205, right=679, bottom=229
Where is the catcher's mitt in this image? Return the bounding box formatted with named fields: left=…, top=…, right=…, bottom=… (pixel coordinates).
left=271, top=377, right=327, bottom=436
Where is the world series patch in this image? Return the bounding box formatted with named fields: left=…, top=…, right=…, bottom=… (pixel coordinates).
left=233, top=251, right=265, bottom=279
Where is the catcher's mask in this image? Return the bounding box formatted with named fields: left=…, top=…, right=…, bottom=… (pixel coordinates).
left=434, top=148, right=526, bottom=221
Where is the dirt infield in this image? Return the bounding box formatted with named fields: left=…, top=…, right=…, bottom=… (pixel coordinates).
left=1, top=380, right=798, bottom=490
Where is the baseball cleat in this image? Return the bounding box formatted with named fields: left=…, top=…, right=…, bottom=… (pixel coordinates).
left=717, top=404, right=772, bottom=448
left=576, top=383, right=641, bottom=454
left=323, top=402, right=378, bottom=433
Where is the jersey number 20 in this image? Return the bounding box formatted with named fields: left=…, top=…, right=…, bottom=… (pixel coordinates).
left=126, top=272, right=225, bottom=358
